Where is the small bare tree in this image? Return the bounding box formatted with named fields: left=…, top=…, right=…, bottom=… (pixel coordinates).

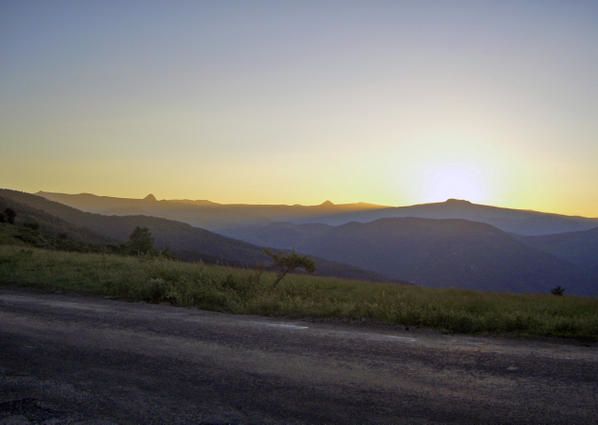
left=551, top=286, right=565, bottom=296
left=264, top=249, right=316, bottom=288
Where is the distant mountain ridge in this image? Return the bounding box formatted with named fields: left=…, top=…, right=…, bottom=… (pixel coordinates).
left=296, top=198, right=598, bottom=236
left=522, top=227, right=598, bottom=271
left=37, top=191, right=598, bottom=236
left=37, top=191, right=383, bottom=232
left=227, top=218, right=597, bottom=295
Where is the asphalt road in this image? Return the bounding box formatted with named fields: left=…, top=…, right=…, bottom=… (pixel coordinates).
left=0, top=289, right=597, bottom=425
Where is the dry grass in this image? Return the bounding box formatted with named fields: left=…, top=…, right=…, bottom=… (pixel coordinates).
left=1, top=245, right=597, bottom=340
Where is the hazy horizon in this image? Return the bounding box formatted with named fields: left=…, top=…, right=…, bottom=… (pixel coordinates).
left=12, top=188, right=594, bottom=218
left=2, top=1, right=598, bottom=216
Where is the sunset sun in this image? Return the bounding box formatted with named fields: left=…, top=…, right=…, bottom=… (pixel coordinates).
left=415, top=162, right=491, bottom=204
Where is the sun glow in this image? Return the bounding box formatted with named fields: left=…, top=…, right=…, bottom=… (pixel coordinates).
left=419, top=163, right=490, bottom=204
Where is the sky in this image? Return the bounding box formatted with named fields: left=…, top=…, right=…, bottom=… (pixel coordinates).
left=1, top=0, right=598, bottom=216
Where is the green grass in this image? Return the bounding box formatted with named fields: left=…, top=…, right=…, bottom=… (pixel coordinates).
left=0, top=222, right=107, bottom=252
left=1, top=244, right=597, bottom=340
left=0, top=224, right=35, bottom=246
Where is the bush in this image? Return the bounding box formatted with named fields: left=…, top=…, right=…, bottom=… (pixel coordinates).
left=124, top=227, right=155, bottom=255
left=143, top=277, right=176, bottom=304
left=23, top=221, right=40, bottom=231
left=4, top=208, right=16, bottom=224
left=551, top=286, right=565, bottom=296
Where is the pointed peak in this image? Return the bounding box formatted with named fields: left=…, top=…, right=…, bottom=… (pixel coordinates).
left=320, top=200, right=335, bottom=207
left=445, top=198, right=472, bottom=205
left=144, top=193, right=157, bottom=201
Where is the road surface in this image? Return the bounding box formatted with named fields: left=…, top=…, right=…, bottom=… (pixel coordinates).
left=1, top=289, right=597, bottom=424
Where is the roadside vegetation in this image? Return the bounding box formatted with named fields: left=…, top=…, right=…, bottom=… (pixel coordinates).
left=1, top=244, right=597, bottom=340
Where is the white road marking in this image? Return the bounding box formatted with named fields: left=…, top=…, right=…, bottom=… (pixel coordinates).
left=249, top=321, right=309, bottom=330
left=264, top=323, right=309, bottom=330
left=322, top=329, right=417, bottom=343
left=380, top=335, right=417, bottom=343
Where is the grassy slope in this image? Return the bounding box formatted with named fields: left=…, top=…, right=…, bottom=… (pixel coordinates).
left=0, top=196, right=112, bottom=248
left=0, top=189, right=385, bottom=281
left=1, top=245, right=597, bottom=340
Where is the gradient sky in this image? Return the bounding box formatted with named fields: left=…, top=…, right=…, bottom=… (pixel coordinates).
left=1, top=1, right=598, bottom=216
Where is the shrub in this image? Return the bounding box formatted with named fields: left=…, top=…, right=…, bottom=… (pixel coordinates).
left=4, top=208, right=16, bottom=224
left=23, top=220, right=40, bottom=231
left=143, top=277, right=176, bottom=303
left=551, top=286, right=565, bottom=296
left=125, top=226, right=155, bottom=255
